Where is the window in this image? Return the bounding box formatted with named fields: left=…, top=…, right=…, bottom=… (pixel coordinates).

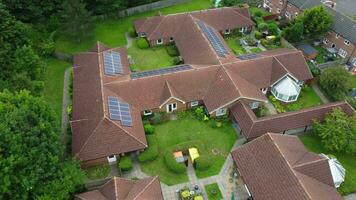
left=285, top=11, right=291, bottom=19
left=295, top=12, right=298, bottom=17
left=335, top=33, right=339, bottom=38
left=191, top=101, right=199, bottom=107
left=140, top=32, right=146, bottom=37
left=107, top=155, right=117, bottom=163
left=352, top=58, right=356, bottom=67
left=216, top=108, right=227, bottom=116
left=224, top=29, right=230, bottom=34
left=323, top=38, right=329, bottom=44
left=338, top=48, right=347, bottom=58
left=344, top=40, right=350, bottom=45
left=249, top=102, right=259, bottom=109
left=277, top=8, right=281, bottom=13
left=143, top=110, right=152, bottom=116
left=287, top=3, right=292, bottom=7
left=169, top=37, right=174, bottom=42
left=157, top=39, right=163, bottom=45
left=240, top=27, right=246, bottom=33
left=331, top=43, right=336, bottom=48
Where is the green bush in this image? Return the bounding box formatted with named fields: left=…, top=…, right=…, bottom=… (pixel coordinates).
left=254, top=31, right=262, bottom=40
left=258, top=22, right=268, bottom=32
left=136, top=38, right=149, bottom=49
left=138, top=135, right=159, bottom=162
left=151, top=113, right=162, bottom=124
left=267, top=22, right=279, bottom=35
left=119, top=155, right=133, bottom=172
left=254, top=10, right=263, bottom=17
left=128, top=28, right=137, bottom=38
left=195, top=155, right=212, bottom=171
left=261, top=39, right=268, bottom=47
left=164, top=151, right=186, bottom=174
left=308, top=63, right=321, bottom=77
left=173, top=56, right=182, bottom=65
left=245, top=36, right=256, bottom=46
left=194, top=106, right=205, bottom=120
left=144, top=124, right=155, bottom=134
left=166, top=45, right=179, bottom=57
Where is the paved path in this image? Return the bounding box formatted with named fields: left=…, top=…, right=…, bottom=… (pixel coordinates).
left=264, top=101, right=277, bottom=115
left=344, top=193, right=356, bottom=200
left=125, top=32, right=134, bottom=48
left=60, top=67, right=71, bottom=160
left=311, top=83, right=330, bottom=103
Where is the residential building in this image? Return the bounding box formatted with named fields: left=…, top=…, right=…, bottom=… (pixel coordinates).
left=75, top=176, right=164, bottom=200
left=231, top=133, right=343, bottom=200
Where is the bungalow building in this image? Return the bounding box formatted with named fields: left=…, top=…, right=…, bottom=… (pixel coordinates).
left=231, top=133, right=343, bottom=200
left=75, top=176, right=164, bottom=200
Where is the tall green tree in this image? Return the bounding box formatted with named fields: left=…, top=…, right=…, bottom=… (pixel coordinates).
left=61, top=0, right=93, bottom=42
left=282, top=20, right=304, bottom=42
left=301, top=5, right=333, bottom=39
left=85, top=0, right=127, bottom=15
left=0, top=90, right=84, bottom=199
left=319, top=67, right=351, bottom=101
left=313, top=108, right=356, bottom=154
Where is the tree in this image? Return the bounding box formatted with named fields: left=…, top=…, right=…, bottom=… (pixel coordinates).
left=0, top=90, right=84, bottom=199
left=313, top=108, right=356, bottom=154
left=85, top=0, right=127, bottom=15
left=61, top=0, right=93, bottom=42
left=220, top=0, right=243, bottom=6
left=319, top=67, right=351, bottom=101
left=282, top=20, right=304, bottom=43
left=301, top=6, right=332, bottom=39
left=267, top=22, right=279, bottom=36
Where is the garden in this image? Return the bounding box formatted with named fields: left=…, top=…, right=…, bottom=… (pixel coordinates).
left=205, top=183, right=223, bottom=200
left=268, top=85, right=323, bottom=113
left=138, top=108, right=237, bottom=185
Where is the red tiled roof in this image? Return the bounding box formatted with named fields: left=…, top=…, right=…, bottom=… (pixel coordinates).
left=75, top=176, right=164, bottom=200
left=231, top=133, right=342, bottom=200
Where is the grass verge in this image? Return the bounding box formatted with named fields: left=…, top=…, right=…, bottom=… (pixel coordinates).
left=205, top=183, right=223, bottom=200
left=85, top=164, right=110, bottom=180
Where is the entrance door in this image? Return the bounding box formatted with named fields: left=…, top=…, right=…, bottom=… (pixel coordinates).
left=166, top=103, right=177, bottom=113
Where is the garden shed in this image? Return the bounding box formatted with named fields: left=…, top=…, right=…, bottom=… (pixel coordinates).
left=296, top=44, right=318, bottom=60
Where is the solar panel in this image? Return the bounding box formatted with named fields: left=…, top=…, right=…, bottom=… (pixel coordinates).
left=108, top=96, right=132, bottom=126
left=197, top=20, right=228, bottom=57
left=104, top=51, right=123, bottom=75
left=237, top=54, right=262, bottom=60
left=130, top=64, right=193, bottom=79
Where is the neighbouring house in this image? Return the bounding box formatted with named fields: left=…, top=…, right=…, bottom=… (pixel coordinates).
left=75, top=176, right=164, bottom=200
left=231, top=133, right=343, bottom=200
left=263, top=0, right=356, bottom=68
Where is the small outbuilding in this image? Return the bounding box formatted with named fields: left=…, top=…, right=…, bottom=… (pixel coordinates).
left=189, top=148, right=200, bottom=163
left=296, top=44, right=318, bottom=60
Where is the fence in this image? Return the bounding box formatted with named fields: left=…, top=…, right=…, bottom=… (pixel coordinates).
left=118, top=0, right=191, bottom=17
left=317, top=58, right=348, bottom=70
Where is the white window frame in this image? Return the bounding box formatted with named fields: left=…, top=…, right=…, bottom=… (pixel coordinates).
left=166, top=103, right=177, bottom=113
left=140, top=32, right=146, bottom=37
left=295, top=12, right=298, bottom=17
left=287, top=3, right=292, bottom=7
left=331, top=43, right=336, bottom=48
left=169, top=37, right=174, bottom=42
left=190, top=101, right=199, bottom=107
left=157, top=39, right=163, bottom=45
left=285, top=11, right=291, bottom=19
left=344, top=40, right=350, bottom=45
left=277, top=8, right=281, bottom=13
left=338, top=48, right=347, bottom=58
left=224, top=29, right=231, bottom=34
left=352, top=58, right=356, bottom=67
left=216, top=108, right=227, bottom=116
left=335, top=33, right=339, bottom=38
left=249, top=102, right=259, bottom=109
left=107, top=155, right=117, bottom=163
left=323, top=38, right=329, bottom=44
left=143, top=110, right=152, bottom=116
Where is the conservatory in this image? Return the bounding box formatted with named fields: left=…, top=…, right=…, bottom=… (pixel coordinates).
left=271, top=75, right=301, bottom=103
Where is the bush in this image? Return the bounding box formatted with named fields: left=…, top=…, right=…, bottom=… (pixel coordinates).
left=254, top=31, right=262, bottom=40
left=128, top=28, right=137, bottom=38
left=164, top=151, right=186, bottom=174
left=144, top=124, right=155, bottom=134
left=194, top=106, right=205, bottom=120
left=245, top=36, right=256, bottom=46
left=136, top=38, right=149, bottom=49
left=308, top=63, right=321, bottom=77
left=119, top=155, right=132, bottom=172
left=254, top=10, right=263, bottom=17
left=267, top=22, right=279, bottom=35
left=138, top=135, right=159, bottom=162
left=166, top=45, right=179, bottom=56
left=172, top=56, right=182, bottom=65
left=151, top=112, right=162, bottom=124
left=195, top=155, right=212, bottom=171
left=258, top=22, right=268, bottom=32
left=261, top=39, right=268, bottom=47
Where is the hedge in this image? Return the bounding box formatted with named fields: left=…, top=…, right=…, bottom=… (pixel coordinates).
left=165, top=45, right=179, bottom=56
left=119, top=155, right=133, bottom=172
left=128, top=28, right=137, bottom=38
left=195, top=155, right=212, bottom=171
left=144, top=124, right=155, bottom=134
left=138, top=135, right=158, bottom=162
left=136, top=38, right=149, bottom=49
left=164, top=150, right=186, bottom=174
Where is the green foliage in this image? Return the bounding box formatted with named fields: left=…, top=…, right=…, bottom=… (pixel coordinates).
left=258, top=22, right=268, bottom=32
left=60, top=0, right=93, bottom=42
left=194, top=106, right=206, bottom=120
left=173, top=56, right=183, bottom=65
left=136, top=38, right=149, bottom=49
left=254, top=10, right=263, bottom=17
left=313, top=108, right=356, bottom=154
left=164, top=151, right=186, bottom=174
left=0, top=90, right=84, bottom=199
left=282, top=20, right=304, bottom=43
left=144, top=123, right=155, bottom=134
left=138, top=135, right=159, bottom=162
left=220, top=0, right=243, bottom=6
left=151, top=112, right=162, bottom=124
left=165, top=45, right=179, bottom=57
left=85, top=165, right=110, bottom=180
left=195, top=155, right=212, bottom=171
left=267, top=22, right=279, bottom=35
left=261, top=39, right=268, bottom=46
left=85, top=0, right=127, bottom=16
left=346, top=96, right=356, bottom=109
left=128, top=28, right=138, bottom=38
left=308, top=62, right=321, bottom=77
left=205, top=183, right=223, bottom=200
left=254, top=31, right=262, bottom=40
left=301, top=6, right=333, bottom=39
left=119, top=155, right=133, bottom=172
left=319, top=67, right=351, bottom=101
left=245, top=36, right=256, bottom=46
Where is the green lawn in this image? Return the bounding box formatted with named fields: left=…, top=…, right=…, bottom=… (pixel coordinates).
left=349, top=75, right=356, bottom=88
left=269, top=86, right=323, bottom=113
left=225, top=37, right=246, bottom=55
left=299, top=133, right=356, bottom=195
left=249, top=7, right=270, bottom=17
left=140, top=113, right=237, bottom=185
left=315, top=46, right=328, bottom=64
left=84, top=164, right=110, bottom=180
left=205, top=183, right=223, bottom=200
left=250, top=47, right=262, bottom=53
left=128, top=40, right=175, bottom=70
left=55, top=0, right=212, bottom=54
left=43, top=58, right=71, bottom=121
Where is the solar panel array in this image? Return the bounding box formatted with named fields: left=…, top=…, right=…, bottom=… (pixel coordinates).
left=237, top=54, right=262, bottom=60
left=130, top=65, right=193, bottom=79
left=108, top=96, right=132, bottom=126
left=103, top=51, right=123, bottom=75
left=197, top=20, right=228, bottom=57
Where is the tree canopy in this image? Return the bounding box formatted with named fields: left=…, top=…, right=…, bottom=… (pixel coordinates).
left=282, top=20, right=304, bottom=42
left=301, top=6, right=333, bottom=39
left=0, top=90, right=84, bottom=199
left=319, top=67, right=352, bottom=101
left=313, top=108, right=356, bottom=154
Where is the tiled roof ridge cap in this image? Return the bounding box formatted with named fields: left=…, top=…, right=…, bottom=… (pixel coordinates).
left=132, top=176, right=158, bottom=200
left=76, top=118, right=105, bottom=157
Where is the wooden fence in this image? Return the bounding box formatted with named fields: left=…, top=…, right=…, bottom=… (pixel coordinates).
left=317, top=58, right=348, bottom=70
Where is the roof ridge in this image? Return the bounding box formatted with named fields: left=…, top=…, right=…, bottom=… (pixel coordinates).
left=132, top=177, right=158, bottom=200
left=148, top=15, right=166, bottom=39
left=293, top=155, right=327, bottom=168
left=76, top=118, right=105, bottom=157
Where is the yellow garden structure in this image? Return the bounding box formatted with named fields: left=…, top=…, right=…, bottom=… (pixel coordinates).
left=189, top=148, right=200, bottom=163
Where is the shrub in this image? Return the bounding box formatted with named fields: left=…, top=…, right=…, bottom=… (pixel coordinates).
left=258, top=22, right=268, bottom=32
left=119, top=155, right=132, bottom=172
left=245, top=36, right=256, bottom=46
left=254, top=10, right=263, bottom=17
left=164, top=151, right=186, bottom=174
left=261, top=39, right=268, bottom=47
left=195, top=155, right=212, bottom=171
left=138, top=136, right=159, bottom=162
left=128, top=28, right=137, bottom=38
left=144, top=124, right=155, bottom=134
left=151, top=112, right=162, bottom=124
left=172, top=56, right=182, bottom=65
left=267, top=22, right=279, bottom=35
left=194, top=106, right=205, bottom=120
left=308, top=63, right=321, bottom=77
left=254, top=31, right=262, bottom=40
left=166, top=45, right=179, bottom=56
left=136, top=38, right=149, bottom=49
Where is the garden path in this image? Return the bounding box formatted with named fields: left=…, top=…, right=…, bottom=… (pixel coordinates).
left=125, top=32, right=134, bottom=48
left=265, top=101, right=278, bottom=115
left=60, top=67, right=71, bottom=160
left=311, top=83, right=330, bottom=103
